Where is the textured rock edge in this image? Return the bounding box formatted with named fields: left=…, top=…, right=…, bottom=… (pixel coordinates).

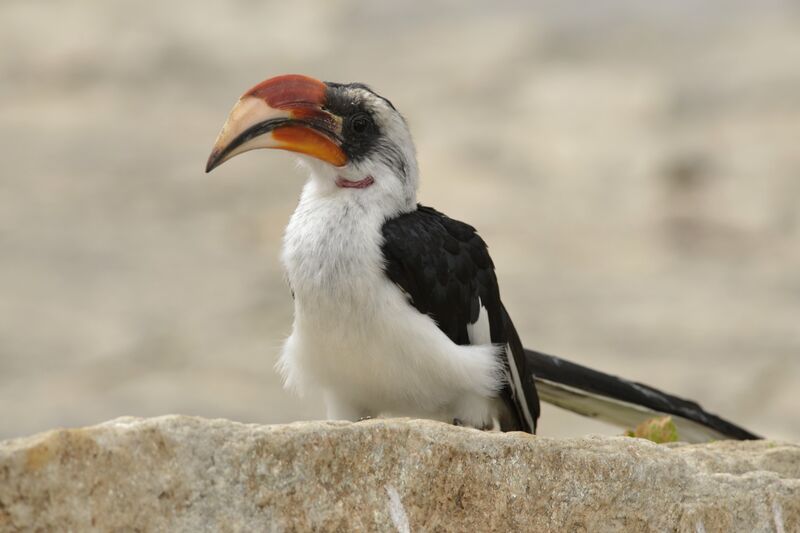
left=1, top=416, right=799, bottom=532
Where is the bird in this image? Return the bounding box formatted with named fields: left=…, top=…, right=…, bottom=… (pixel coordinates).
left=206, top=74, right=758, bottom=442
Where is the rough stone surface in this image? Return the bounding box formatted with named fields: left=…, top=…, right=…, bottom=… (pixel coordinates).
left=1, top=416, right=798, bottom=532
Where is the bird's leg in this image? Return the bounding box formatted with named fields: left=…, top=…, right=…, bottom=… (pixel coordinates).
left=452, top=418, right=464, bottom=426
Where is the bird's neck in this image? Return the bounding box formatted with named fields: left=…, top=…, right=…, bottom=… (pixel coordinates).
left=281, top=181, right=393, bottom=307
left=298, top=159, right=419, bottom=217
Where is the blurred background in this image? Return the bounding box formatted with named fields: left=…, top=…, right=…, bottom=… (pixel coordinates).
left=1, top=0, right=798, bottom=441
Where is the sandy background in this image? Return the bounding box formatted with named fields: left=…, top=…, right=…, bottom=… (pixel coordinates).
left=1, top=0, right=798, bottom=441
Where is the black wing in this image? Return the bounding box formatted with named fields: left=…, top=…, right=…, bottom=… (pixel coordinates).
left=381, top=205, right=540, bottom=432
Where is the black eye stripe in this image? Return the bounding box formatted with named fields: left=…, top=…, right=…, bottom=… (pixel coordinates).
left=324, top=82, right=407, bottom=170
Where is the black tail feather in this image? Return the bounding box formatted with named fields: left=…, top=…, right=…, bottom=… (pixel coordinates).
left=525, top=348, right=760, bottom=441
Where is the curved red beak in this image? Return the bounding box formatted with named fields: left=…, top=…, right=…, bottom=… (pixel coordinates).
left=205, top=74, right=347, bottom=173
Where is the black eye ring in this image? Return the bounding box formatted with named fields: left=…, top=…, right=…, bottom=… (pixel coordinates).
left=349, top=113, right=371, bottom=135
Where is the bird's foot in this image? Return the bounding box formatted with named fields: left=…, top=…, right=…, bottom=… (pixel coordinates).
left=452, top=418, right=464, bottom=427
left=358, top=415, right=374, bottom=422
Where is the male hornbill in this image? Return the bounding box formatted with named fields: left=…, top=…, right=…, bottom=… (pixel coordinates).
left=206, top=74, right=758, bottom=442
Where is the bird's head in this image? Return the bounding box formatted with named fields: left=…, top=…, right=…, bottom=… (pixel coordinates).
left=206, top=74, right=418, bottom=213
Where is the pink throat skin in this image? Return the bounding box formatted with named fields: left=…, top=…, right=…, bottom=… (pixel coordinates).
left=335, top=175, right=375, bottom=189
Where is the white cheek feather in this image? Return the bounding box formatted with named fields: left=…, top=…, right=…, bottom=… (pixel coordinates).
left=276, top=169, right=503, bottom=427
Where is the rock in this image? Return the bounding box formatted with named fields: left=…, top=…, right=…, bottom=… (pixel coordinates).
left=1, top=416, right=798, bottom=532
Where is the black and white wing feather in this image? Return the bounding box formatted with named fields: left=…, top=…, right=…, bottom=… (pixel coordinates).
left=381, top=205, right=540, bottom=432
left=379, top=206, right=758, bottom=442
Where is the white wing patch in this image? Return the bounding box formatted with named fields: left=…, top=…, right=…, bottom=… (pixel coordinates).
left=468, top=299, right=537, bottom=431
left=505, top=342, right=537, bottom=431
left=466, top=298, right=491, bottom=345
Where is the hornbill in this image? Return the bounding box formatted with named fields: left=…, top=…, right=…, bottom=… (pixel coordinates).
left=206, top=74, right=758, bottom=442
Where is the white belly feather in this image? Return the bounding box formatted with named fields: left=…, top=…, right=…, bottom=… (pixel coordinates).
left=276, top=185, right=503, bottom=426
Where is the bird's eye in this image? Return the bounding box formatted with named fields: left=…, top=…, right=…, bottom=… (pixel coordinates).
left=349, top=114, right=371, bottom=135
